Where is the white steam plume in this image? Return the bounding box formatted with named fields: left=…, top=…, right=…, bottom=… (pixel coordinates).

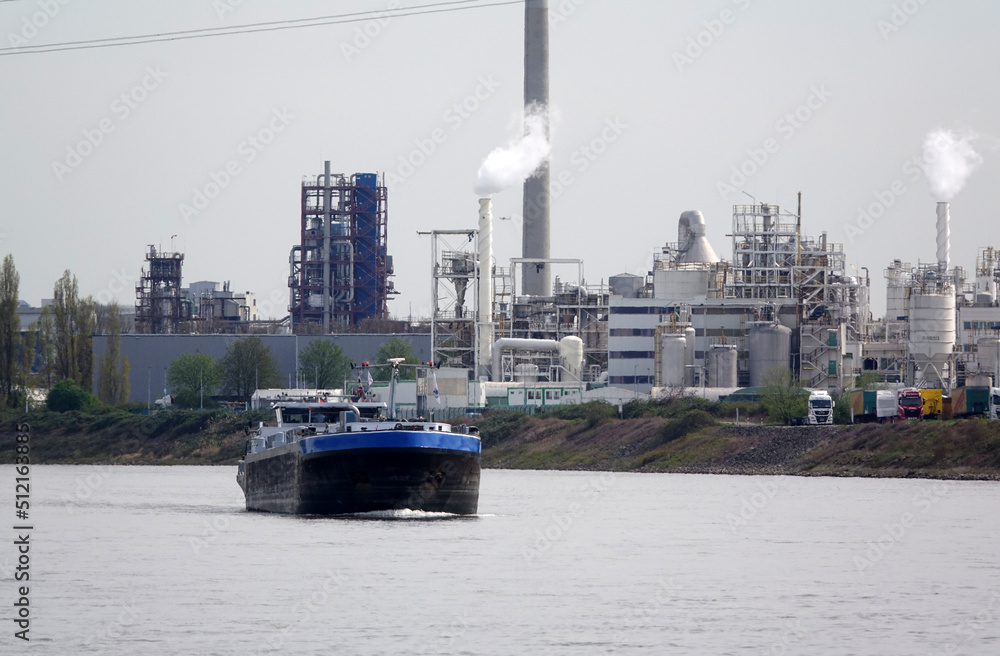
left=473, top=106, right=550, bottom=197
left=922, top=128, right=983, bottom=201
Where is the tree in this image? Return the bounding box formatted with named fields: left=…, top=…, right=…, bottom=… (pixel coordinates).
left=0, top=255, right=20, bottom=407
left=220, top=336, right=280, bottom=403
left=46, top=378, right=97, bottom=412
left=52, top=270, right=95, bottom=389
left=167, top=353, right=222, bottom=399
left=759, top=366, right=808, bottom=425
left=97, top=302, right=130, bottom=405
left=852, top=371, right=884, bottom=390
left=35, top=306, right=56, bottom=389
left=373, top=338, right=420, bottom=381
left=298, top=340, right=351, bottom=389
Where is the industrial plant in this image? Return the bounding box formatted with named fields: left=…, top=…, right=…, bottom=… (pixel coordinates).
left=101, top=0, right=999, bottom=419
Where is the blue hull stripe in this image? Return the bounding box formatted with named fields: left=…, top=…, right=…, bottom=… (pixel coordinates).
left=299, top=430, right=481, bottom=455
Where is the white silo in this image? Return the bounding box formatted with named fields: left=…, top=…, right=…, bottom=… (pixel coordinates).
left=658, top=334, right=688, bottom=388
left=684, top=325, right=696, bottom=386
left=885, top=260, right=910, bottom=322
left=706, top=344, right=738, bottom=388
left=908, top=290, right=956, bottom=390
left=747, top=323, right=792, bottom=387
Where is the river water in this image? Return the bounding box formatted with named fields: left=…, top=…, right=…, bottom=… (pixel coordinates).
left=1, top=465, right=998, bottom=655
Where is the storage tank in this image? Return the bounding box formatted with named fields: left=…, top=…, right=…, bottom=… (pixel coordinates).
left=908, top=291, right=956, bottom=389
left=513, top=364, right=539, bottom=383
left=658, top=334, right=687, bottom=388
left=684, top=326, right=696, bottom=386
left=706, top=344, right=738, bottom=388
left=609, top=273, right=644, bottom=299
left=747, top=323, right=792, bottom=387
left=885, top=260, right=910, bottom=321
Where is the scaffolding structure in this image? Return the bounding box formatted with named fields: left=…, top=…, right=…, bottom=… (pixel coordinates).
left=722, top=202, right=867, bottom=390
left=135, top=245, right=190, bottom=334
left=289, top=165, right=394, bottom=332
left=421, top=229, right=479, bottom=370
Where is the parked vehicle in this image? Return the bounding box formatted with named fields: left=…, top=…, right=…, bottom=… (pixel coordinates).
left=807, top=390, right=835, bottom=425
left=897, top=388, right=924, bottom=419
left=920, top=388, right=943, bottom=418
left=876, top=390, right=896, bottom=422
left=849, top=389, right=898, bottom=423
left=951, top=386, right=992, bottom=417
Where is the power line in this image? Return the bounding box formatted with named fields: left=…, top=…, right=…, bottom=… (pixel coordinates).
left=0, top=0, right=521, bottom=56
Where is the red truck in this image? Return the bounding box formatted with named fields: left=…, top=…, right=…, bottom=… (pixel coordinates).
left=897, top=388, right=924, bottom=420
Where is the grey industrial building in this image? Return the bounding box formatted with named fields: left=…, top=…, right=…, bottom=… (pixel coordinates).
left=91, top=333, right=430, bottom=405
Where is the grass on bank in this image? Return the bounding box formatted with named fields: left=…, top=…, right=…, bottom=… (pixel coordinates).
left=0, top=406, right=270, bottom=465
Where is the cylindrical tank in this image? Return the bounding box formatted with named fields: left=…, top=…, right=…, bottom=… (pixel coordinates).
left=658, top=334, right=687, bottom=388
left=885, top=260, right=909, bottom=322
left=976, top=276, right=997, bottom=306
left=706, top=344, right=738, bottom=388
left=748, top=323, right=792, bottom=387
left=684, top=326, right=696, bottom=386
left=908, top=291, right=956, bottom=389
left=609, top=274, right=643, bottom=299
left=513, top=364, right=539, bottom=383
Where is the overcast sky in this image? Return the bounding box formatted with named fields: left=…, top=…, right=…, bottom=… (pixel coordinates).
left=2, top=0, right=998, bottom=321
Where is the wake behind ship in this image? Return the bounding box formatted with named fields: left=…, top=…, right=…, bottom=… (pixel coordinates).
left=237, top=401, right=481, bottom=515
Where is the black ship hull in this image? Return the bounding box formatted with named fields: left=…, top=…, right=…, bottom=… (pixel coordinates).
left=242, top=442, right=481, bottom=515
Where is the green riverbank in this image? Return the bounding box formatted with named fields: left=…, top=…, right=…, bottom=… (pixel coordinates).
left=2, top=407, right=999, bottom=480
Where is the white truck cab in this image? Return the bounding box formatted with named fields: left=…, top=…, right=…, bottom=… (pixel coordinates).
left=807, top=390, right=835, bottom=425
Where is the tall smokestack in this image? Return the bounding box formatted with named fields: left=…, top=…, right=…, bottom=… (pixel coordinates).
left=478, top=198, right=494, bottom=377
left=936, top=201, right=950, bottom=274
left=523, top=0, right=550, bottom=296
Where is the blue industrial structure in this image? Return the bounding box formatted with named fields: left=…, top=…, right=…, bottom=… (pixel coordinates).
left=289, top=164, right=394, bottom=332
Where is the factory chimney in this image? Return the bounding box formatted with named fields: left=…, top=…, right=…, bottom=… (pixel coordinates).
left=478, top=198, right=494, bottom=377
left=936, top=201, right=950, bottom=274
left=522, top=0, right=550, bottom=296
